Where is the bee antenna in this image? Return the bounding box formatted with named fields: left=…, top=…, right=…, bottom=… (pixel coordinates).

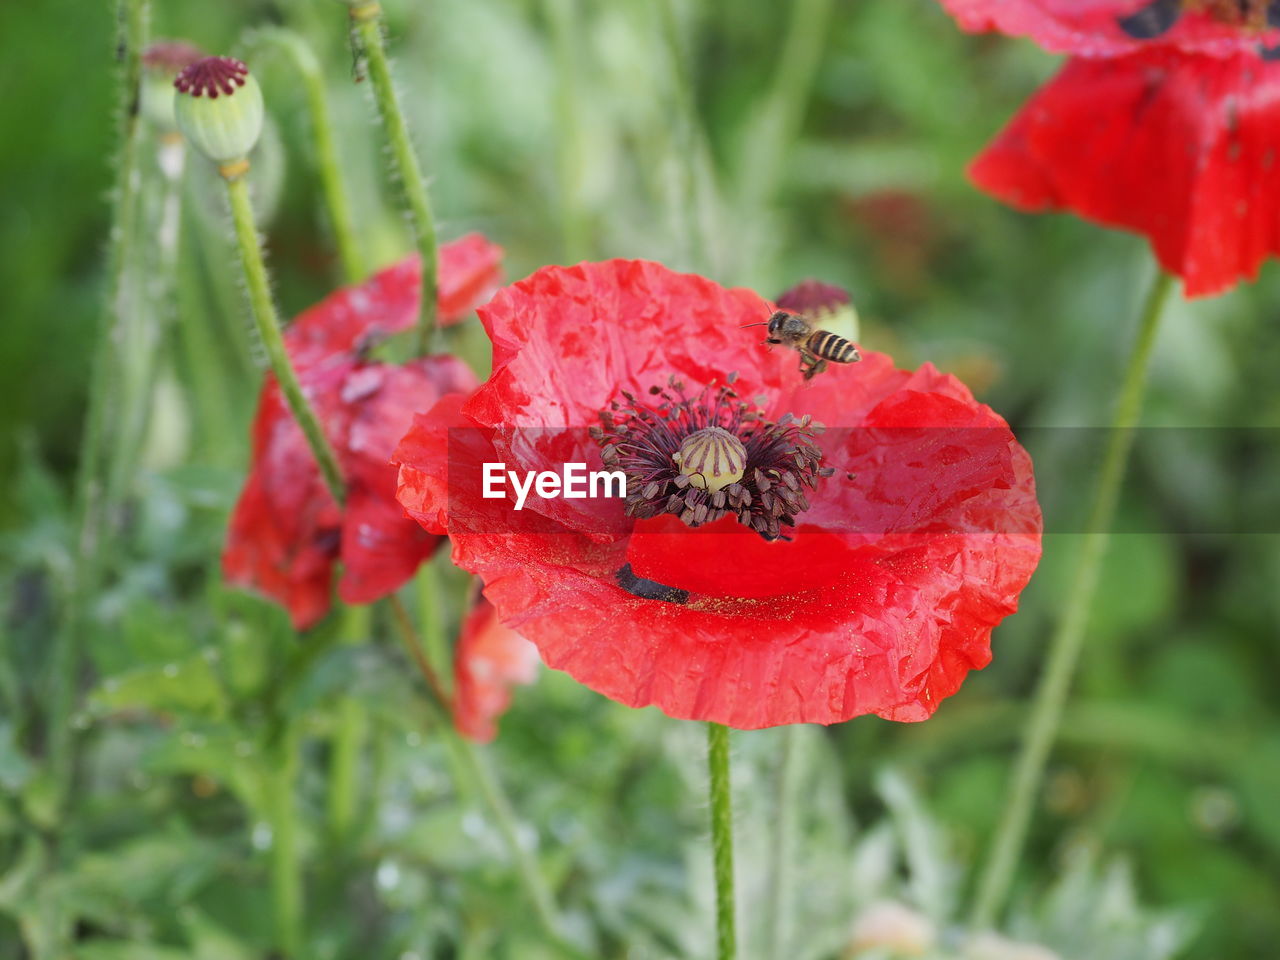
left=740, top=321, right=769, bottom=328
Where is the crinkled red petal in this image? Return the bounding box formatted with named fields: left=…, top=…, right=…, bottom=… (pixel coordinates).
left=940, top=0, right=1280, bottom=57
left=438, top=233, right=505, bottom=327
left=284, top=234, right=504, bottom=366
left=972, top=49, right=1280, bottom=297
left=226, top=357, right=476, bottom=626
left=452, top=598, right=540, bottom=742
left=394, top=260, right=1043, bottom=728
left=223, top=372, right=349, bottom=630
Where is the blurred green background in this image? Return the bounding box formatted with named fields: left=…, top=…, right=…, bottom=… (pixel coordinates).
left=2, top=0, right=1278, bottom=957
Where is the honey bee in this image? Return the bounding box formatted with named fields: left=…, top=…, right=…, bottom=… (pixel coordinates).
left=744, top=310, right=861, bottom=380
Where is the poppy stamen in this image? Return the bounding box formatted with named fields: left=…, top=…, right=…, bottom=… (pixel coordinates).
left=593, top=377, right=834, bottom=541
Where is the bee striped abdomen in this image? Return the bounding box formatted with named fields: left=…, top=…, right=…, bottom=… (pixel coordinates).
left=805, top=330, right=859, bottom=364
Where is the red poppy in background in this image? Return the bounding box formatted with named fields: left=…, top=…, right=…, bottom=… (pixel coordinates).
left=223, top=234, right=502, bottom=629
left=394, top=260, right=1042, bottom=729
left=940, top=0, right=1280, bottom=56
left=453, top=598, right=540, bottom=742
left=940, top=0, right=1280, bottom=296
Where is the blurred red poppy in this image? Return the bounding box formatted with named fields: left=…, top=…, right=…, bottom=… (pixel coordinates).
left=940, top=0, right=1280, bottom=56
left=941, top=1, right=1280, bottom=296
left=971, top=48, right=1280, bottom=296
left=394, top=260, right=1042, bottom=729
left=453, top=598, right=540, bottom=742
left=223, top=235, right=502, bottom=629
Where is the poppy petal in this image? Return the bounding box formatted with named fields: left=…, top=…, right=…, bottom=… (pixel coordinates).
left=972, top=49, right=1280, bottom=296
left=453, top=598, right=540, bottom=742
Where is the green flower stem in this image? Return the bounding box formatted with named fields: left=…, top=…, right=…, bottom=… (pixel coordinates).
left=707, top=722, right=737, bottom=960
left=265, top=725, right=304, bottom=957
left=49, top=0, right=150, bottom=814
left=388, top=593, right=583, bottom=957
left=970, top=269, right=1176, bottom=929
left=764, top=725, right=800, bottom=959
left=416, top=560, right=453, bottom=697
left=350, top=2, right=439, bottom=350
left=250, top=27, right=365, bottom=284
left=327, top=603, right=371, bottom=841
left=223, top=169, right=346, bottom=505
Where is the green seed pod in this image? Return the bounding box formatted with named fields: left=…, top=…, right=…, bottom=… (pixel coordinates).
left=173, top=57, right=264, bottom=167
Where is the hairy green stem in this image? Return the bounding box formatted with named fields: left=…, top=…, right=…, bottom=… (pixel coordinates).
left=707, top=722, right=737, bottom=960
left=223, top=171, right=346, bottom=504
left=350, top=3, right=439, bottom=350
left=49, top=0, right=151, bottom=817
left=389, top=592, right=581, bottom=956
left=764, top=725, right=800, bottom=958
left=416, top=561, right=453, bottom=698
left=250, top=27, right=365, bottom=284
left=970, top=269, right=1176, bottom=929
left=265, top=726, right=304, bottom=957
left=327, top=604, right=371, bottom=841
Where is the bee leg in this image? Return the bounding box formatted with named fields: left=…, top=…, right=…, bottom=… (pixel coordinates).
left=802, top=358, right=827, bottom=381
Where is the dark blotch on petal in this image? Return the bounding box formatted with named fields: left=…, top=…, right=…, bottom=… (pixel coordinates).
left=1117, top=0, right=1181, bottom=39
left=616, top=563, right=691, bottom=604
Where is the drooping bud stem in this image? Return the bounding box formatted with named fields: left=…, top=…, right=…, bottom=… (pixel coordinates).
left=175, top=55, right=347, bottom=506
left=346, top=0, right=440, bottom=351
left=675, top=427, right=747, bottom=493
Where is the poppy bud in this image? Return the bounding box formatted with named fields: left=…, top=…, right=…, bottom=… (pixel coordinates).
left=173, top=57, right=264, bottom=171
left=141, top=41, right=204, bottom=133
left=776, top=278, right=860, bottom=341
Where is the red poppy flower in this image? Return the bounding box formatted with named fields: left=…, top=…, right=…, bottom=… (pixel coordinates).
left=974, top=48, right=1280, bottom=296
left=940, top=2, right=1280, bottom=296
left=453, top=597, right=540, bottom=742
left=393, top=260, right=1041, bottom=729
left=223, top=234, right=502, bottom=629
left=940, top=0, right=1280, bottom=57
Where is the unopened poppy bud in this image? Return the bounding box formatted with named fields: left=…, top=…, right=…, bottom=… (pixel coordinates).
left=173, top=57, right=264, bottom=171
left=776, top=278, right=860, bottom=341
left=674, top=427, right=747, bottom=493
left=141, top=41, right=204, bottom=132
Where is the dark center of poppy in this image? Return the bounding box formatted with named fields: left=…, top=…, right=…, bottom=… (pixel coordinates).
left=1194, top=0, right=1278, bottom=27
left=1119, top=0, right=1280, bottom=37
left=174, top=56, right=249, bottom=99
left=591, top=375, right=833, bottom=541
